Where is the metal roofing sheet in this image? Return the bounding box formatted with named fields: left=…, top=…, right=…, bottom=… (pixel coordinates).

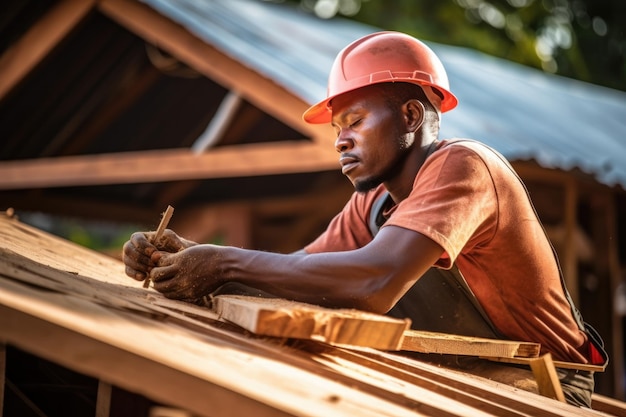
left=141, top=0, right=626, bottom=188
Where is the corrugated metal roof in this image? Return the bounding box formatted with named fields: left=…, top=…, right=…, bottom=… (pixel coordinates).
left=141, top=0, right=626, bottom=188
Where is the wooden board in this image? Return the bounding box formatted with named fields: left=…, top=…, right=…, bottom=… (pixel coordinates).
left=212, top=295, right=410, bottom=350
left=401, top=330, right=540, bottom=358
left=592, top=393, right=626, bottom=417
left=482, top=355, right=606, bottom=372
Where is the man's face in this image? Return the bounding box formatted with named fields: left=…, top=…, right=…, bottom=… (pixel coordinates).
left=331, top=85, right=413, bottom=192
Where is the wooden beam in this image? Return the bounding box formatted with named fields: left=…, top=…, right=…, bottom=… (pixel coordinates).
left=401, top=330, right=540, bottom=358
left=191, top=91, right=242, bottom=153
left=97, top=0, right=334, bottom=146
left=0, top=141, right=338, bottom=190
left=212, top=295, right=410, bottom=350
left=0, top=0, right=95, bottom=101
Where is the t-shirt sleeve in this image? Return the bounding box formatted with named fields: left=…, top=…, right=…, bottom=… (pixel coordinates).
left=304, top=187, right=386, bottom=253
left=383, top=144, right=498, bottom=267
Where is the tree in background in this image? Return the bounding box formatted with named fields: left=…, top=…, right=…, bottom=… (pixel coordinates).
left=282, top=0, right=625, bottom=92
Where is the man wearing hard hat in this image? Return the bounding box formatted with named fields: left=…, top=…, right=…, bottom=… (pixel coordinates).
left=123, top=31, right=607, bottom=407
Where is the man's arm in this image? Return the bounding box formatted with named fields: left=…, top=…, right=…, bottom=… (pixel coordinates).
left=149, top=225, right=443, bottom=314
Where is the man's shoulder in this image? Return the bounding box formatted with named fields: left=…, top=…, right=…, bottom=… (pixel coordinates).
left=439, top=138, right=496, bottom=154
left=438, top=139, right=512, bottom=170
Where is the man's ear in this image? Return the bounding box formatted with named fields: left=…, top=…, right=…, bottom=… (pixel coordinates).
left=403, top=99, right=425, bottom=132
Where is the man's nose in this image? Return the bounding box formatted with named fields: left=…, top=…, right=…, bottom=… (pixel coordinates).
left=334, top=132, right=354, bottom=153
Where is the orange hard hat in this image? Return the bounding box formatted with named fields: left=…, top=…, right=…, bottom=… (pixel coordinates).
left=303, top=31, right=458, bottom=124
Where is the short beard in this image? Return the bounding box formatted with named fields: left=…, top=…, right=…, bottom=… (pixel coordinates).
left=353, top=134, right=412, bottom=194
left=354, top=176, right=383, bottom=193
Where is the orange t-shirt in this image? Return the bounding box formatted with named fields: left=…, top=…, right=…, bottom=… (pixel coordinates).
left=305, top=139, right=591, bottom=363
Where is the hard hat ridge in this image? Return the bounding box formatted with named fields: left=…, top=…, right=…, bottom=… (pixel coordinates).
left=303, top=31, right=458, bottom=124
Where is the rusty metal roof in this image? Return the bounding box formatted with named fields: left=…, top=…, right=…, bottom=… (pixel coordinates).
left=142, top=0, right=626, bottom=188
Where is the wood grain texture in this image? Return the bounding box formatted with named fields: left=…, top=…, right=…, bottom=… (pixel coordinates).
left=482, top=355, right=605, bottom=372
left=0, top=214, right=620, bottom=416
left=402, top=330, right=540, bottom=358
left=530, top=354, right=566, bottom=403
left=212, top=295, right=410, bottom=350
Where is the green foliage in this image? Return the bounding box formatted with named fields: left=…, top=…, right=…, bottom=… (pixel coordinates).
left=282, top=0, right=625, bottom=91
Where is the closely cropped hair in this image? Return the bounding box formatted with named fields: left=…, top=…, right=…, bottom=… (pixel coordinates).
left=381, top=82, right=440, bottom=136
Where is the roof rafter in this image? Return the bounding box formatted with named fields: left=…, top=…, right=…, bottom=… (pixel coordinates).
left=0, top=0, right=96, bottom=101
left=98, top=0, right=334, bottom=147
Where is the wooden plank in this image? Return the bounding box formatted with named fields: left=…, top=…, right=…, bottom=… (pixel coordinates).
left=591, top=393, right=626, bottom=417
left=481, top=355, right=606, bottom=373
left=0, top=142, right=338, bottom=190
left=212, top=295, right=410, bottom=350
left=0, top=215, right=130, bottom=286
left=401, top=330, right=540, bottom=359
left=529, top=354, right=566, bottom=403
left=0, top=0, right=95, bottom=100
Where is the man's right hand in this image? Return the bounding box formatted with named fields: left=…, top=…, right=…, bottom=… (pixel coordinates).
left=122, top=229, right=196, bottom=281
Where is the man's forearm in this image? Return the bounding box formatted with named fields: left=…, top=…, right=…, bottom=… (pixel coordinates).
left=218, top=245, right=395, bottom=312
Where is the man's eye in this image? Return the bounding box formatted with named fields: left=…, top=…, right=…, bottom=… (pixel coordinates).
left=350, top=119, right=362, bottom=128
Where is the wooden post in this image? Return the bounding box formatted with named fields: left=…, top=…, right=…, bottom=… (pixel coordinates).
left=530, top=354, right=565, bottom=402
left=96, top=381, right=112, bottom=417
left=563, top=178, right=579, bottom=307
left=591, top=191, right=620, bottom=397
left=598, top=191, right=624, bottom=400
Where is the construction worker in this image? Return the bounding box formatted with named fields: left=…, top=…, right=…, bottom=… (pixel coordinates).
left=123, top=31, right=607, bottom=406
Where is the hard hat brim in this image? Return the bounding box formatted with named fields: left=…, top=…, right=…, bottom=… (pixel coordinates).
left=302, top=81, right=458, bottom=124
